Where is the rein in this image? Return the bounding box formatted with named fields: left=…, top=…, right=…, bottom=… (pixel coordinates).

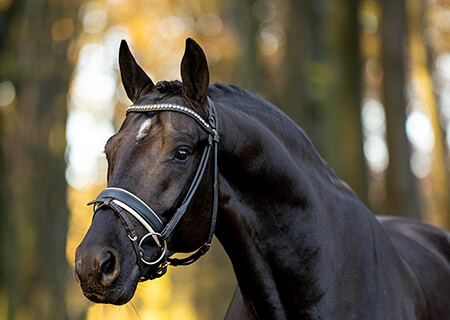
left=88, top=97, right=219, bottom=280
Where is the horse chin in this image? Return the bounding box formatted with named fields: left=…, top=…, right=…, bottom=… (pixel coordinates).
left=82, top=264, right=140, bottom=305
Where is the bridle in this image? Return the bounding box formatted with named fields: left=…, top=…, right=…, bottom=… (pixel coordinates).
left=88, top=97, right=219, bottom=281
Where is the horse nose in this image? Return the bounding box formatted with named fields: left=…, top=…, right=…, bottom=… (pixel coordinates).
left=75, top=248, right=121, bottom=288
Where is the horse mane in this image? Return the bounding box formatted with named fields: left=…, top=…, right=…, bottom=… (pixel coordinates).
left=207, top=82, right=352, bottom=193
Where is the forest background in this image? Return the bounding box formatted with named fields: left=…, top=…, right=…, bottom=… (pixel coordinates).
left=0, top=0, right=449, bottom=319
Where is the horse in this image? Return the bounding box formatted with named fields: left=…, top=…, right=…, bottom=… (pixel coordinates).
left=74, top=38, right=450, bottom=319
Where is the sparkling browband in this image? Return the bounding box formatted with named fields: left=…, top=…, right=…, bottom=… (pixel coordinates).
left=127, top=104, right=210, bottom=130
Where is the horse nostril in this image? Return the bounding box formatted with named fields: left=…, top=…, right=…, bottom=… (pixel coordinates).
left=101, top=254, right=115, bottom=274
left=99, top=251, right=120, bottom=287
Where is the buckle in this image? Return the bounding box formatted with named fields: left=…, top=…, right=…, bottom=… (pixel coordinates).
left=200, top=243, right=211, bottom=255
left=139, top=232, right=167, bottom=265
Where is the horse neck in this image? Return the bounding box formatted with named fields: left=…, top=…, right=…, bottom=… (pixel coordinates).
left=212, top=103, right=404, bottom=318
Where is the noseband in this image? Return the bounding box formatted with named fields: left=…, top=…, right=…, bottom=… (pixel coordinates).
left=88, top=97, right=219, bottom=280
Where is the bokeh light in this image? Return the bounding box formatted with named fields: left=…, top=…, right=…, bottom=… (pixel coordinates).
left=197, top=14, right=223, bottom=37
left=82, top=2, right=108, bottom=34
left=252, top=0, right=277, bottom=22
left=406, top=107, right=435, bottom=154
left=51, top=18, right=75, bottom=42
left=0, top=81, right=16, bottom=108
left=362, top=98, right=388, bottom=172
left=66, top=41, right=117, bottom=190
left=0, top=0, right=12, bottom=12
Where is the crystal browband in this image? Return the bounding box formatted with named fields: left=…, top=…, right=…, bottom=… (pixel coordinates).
left=126, top=103, right=211, bottom=131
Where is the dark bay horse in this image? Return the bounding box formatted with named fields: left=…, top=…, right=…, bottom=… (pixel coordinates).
left=75, top=38, right=450, bottom=319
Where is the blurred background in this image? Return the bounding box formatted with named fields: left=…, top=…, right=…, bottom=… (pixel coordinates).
left=0, top=0, right=449, bottom=319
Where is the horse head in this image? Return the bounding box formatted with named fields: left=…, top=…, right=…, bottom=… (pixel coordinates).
left=74, top=38, right=218, bottom=304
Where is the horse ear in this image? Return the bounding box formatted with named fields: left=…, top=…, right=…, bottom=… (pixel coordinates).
left=119, top=40, right=154, bottom=103
left=181, top=38, right=210, bottom=105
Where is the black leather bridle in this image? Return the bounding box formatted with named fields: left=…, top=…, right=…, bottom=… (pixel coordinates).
left=88, top=97, right=219, bottom=281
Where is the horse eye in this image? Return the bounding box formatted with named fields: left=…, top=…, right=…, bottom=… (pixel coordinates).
left=174, top=149, right=189, bottom=161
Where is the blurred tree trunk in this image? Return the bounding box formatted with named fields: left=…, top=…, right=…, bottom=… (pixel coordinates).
left=0, top=0, right=78, bottom=319
left=326, top=0, right=368, bottom=204
left=277, top=0, right=368, bottom=203
left=408, top=0, right=450, bottom=227
left=230, top=0, right=265, bottom=94
left=380, top=0, right=421, bottom=219
left=0, top=115, right=5, bottom=303
left=0, top=2, right=10, bottom=306
left=0, top=3, right=20, bottom=318
left=276, top=0, right=329, bottom=156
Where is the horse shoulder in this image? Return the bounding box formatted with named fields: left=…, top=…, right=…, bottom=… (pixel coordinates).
left=224, top=287, right=257, bottom=320
left=378, top=216, right=450, bottom=319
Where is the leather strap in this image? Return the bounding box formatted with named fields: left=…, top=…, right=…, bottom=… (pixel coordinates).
left=168, top=98, right=219, bottom=266
left=89, top=188, right=164, bottom=233
left=160, top=140, right=211, bottom=240
left=93, top=200, right=141, bottom=266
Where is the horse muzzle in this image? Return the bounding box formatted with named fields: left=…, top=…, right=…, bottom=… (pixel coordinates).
left=74, top=207, right=142, bottom=304
left=74, top=246, right=140, bottom=304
